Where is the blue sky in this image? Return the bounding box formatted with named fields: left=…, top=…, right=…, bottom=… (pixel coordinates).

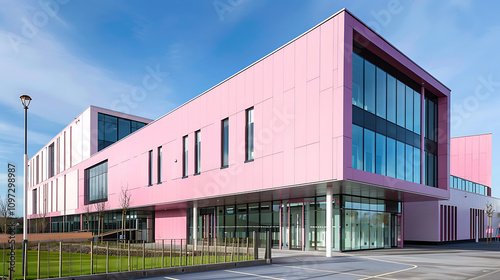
left=1, top=0, right=500, bottom=215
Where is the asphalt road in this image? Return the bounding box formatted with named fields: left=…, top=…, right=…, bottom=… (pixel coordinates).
left=137, top=241, right=500, bottom=280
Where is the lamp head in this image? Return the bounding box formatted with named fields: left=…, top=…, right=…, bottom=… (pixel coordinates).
left=20, top=95, right=32, bottom=109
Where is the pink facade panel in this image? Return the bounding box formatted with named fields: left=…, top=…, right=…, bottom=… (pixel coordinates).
left=451, top=134, right=492, bottom=187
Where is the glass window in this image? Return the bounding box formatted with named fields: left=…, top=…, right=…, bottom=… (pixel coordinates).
left=352, top=53, right=364, bottom=108
left=405, top=86, right=413, bottom=131
left=397, top=141, right=405, bottom=180
left=364, top=129, right=375, bottom=173
left=364, top=60, right=376, bottom=113
left=183, top=136, right=188, bottom=177
left=118, top=119, right=131, bottom=140
left=414, top=91, right=421, bottom=134
left=148, top=150, right=153, bottom=186
left=376, top=68, right=386, bottom=118
left=396, top=80, right=405, bottom=127
left=386, top=137, right=396, bottom=178
left=413, top=147, right=420, bottom=184
left=85, top=161, right=108, bottom=204
left=405, top=144, right=413, bottom=182
left=195, top=130, right=201, bottom=174
left=352, top=124, right=363, bottom=170
left=375, top=133, right=386, bottom=176
left=157, top=146, right=162, bottom=183
left=386, top=74, right=397, bottom=123
left=222, top=118, right=229, bottom=167
left=246, top=108, right=254, bottom=161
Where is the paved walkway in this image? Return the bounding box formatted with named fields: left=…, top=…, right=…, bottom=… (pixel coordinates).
left=137, top=241, right=500, bottom=280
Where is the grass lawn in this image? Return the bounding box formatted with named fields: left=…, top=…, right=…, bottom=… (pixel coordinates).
left=0, top=246, right=253, bottom=279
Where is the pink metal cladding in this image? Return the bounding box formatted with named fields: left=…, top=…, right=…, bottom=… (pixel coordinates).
left=450, top=134, right=492, bottom=188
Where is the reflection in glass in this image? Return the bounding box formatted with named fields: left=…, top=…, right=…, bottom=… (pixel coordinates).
left=376, top=133, right=386, bottom=176
left=364, top=129, right=375, bottom=173
left=414, top=91, right=421, bottom=134
left=386, top=137, right=396, bottom=178
left=396, top=81, right=405, bottom=127
left=376, top=68, right=387, bottom=118
left=406, top=86, right=413, bottom=131
left=397, top=141, right=405, bottom=180
left=352, top=53, right=364, bottom=108
left=414, top=147, right=420, bottom=184
left=364, top=60, right=376, bottom=113
left=352, top=125, right=363, bottom=170
left=405, top=144, right=413, bottom=182
left=387, top=75, right=397, bottom=123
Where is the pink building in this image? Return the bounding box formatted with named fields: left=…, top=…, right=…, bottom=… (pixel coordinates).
left=27, top=9, right=475, bottom=255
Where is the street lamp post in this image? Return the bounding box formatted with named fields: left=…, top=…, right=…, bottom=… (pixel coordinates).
left=20, top=95, right=31, bottom=279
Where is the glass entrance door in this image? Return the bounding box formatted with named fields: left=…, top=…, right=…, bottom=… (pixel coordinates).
left=289, top=202, right=304, bottom=250
left=200, top=208, right=215, bottom=243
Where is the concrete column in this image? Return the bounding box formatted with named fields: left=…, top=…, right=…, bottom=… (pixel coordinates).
left=326, top=186, right=333, bottom=257
left=193, top=201, right=198, bottom=250
left=420, top=83, right=425, bottom=184
left=282, top=200, right=288, bottom=249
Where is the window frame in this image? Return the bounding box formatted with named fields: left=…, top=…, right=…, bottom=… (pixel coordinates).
left=195, top=130, right=201, bottom=174
left=221, top=118, right=229, bottom=168
left=183, top=135, right=189, bottom=178
left=245, top=108, right=254, bottom=162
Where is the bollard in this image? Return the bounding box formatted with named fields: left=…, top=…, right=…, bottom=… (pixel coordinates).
left=246, top=237, right=249, bottom=260
left=224, top=238, right=227, bottom=263
left=191, top=239, right=194, bottom=266
left=180, top=239, right=183, bottom=267
left=201, top=240, right=204, bottom=264
left=265, top=230, right=272, bottom=262
left=253, top=231, right=258, bottom=260
left=237, top=238, right=240, bottom=262
left=90, top=241, right=93, bottom=274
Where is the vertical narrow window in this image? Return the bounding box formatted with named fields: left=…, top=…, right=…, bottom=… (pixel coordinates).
left=148, top=150, right=153, bottom=186
left=157, top=146, right=162, bottom=183
left=386, top=74, right=397, bottom=123
left=48, top=143, right=55, bottom=178
left=363, top=129, right=375, bottom=173
left=221, top=118, right=229, bottom=168
left=33, top=189, right=37, bottom=215
left=375, top=133, right=386, bottom=176
left=386, top=137, right=396, bottom=178
left=396, top=141, right=405, bottom=180
left=396, top=80, right=405, bottom=127
left=414, top=91, right=421, bottom=134
left=246, top=108, right=254, bottom=161
left=405, top=144, right=413, bottom=182
left=195, top=130, right=201, bottom=174
left=413, top=147, right=420, bottom=184
left=352, top=53, right=364, bottom=108
left=376, top=68, right=386, bottom=118
left=364, top=60, right=376, bottom=113
left=183, top=136, right=188, bottom=177
left=405, top=86, right=413, bottom=131
left=352, top=124, right=363, bottom=170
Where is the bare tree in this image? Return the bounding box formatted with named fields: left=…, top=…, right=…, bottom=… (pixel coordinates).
left=93, top=201, right=108, bottom=242
left=119, top=186, right=131, bottom=240
left=83, top=205, right=91, bottom=231
left=0, top=196, right=8, bottom=233
left=485, top=202, right=494, bottom=244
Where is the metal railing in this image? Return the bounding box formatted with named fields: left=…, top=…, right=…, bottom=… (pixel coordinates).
left=0, top=235, right=261, bottom=279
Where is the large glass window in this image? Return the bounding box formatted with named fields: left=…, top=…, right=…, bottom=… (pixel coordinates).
left=352, top=124, right=363, bottom=170
left=363, top=129, right=375, bottom=173
left=375, top=133, right=386, bottom=176
left=183, top=136, right=188, bottom=177
left=246, top=108, right=254, bottom=161
left=195, top=130, right=201, bottom=174
left=376, top=68, right=386, bottom=118
left=414, top=91, right=421, bottom=134
left=386, top=75, right=397, bottom=123
left=386, top=137, right=396, bottom=178
left=352, top=53, right=364, bottom=108
left=396, top=81, right=405, bottom=127
left=85, top=160, right=108, bottom=204
left=221, top=118, right=229, bottom=167
left=364, top=60, right=376, bottom=113
left=32, top=189, right=37, bottom=215
left=98, top=113, right=147, bottom=151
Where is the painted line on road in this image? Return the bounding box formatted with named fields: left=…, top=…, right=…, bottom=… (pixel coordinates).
left=224, top=269, right=286, bottom=280
left=468, top=268, right=500, bottom=280
left=162, top=277, right=180, bottom=280
left=271, top=263, right=393, bottom=279
left=343, top=253, right=418, bottom=280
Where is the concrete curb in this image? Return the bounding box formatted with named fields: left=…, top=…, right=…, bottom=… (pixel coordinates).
left=44, top=259, right=270, bottom=280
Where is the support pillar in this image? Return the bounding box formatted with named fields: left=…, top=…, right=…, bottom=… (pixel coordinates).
left=282, top=200, right=288, bottom=249
left=326, top=186, right=333, bottom=257
left=193, top=201, right=198, bottom=250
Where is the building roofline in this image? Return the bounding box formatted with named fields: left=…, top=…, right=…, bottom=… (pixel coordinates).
left=451, top=133, right=493, bottom=139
